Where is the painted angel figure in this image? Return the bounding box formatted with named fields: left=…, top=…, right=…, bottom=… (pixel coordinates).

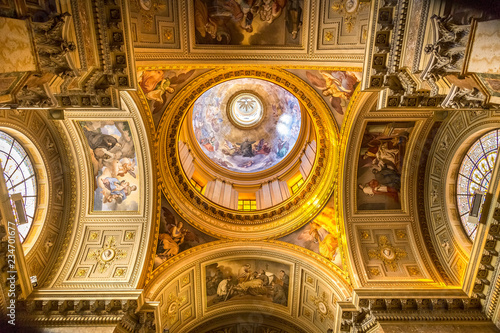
left=306, top=71, right=359, bottom=115
left=298, top=221, right=339, bottom=261
left=101, top=177, right=137, bottom=204
left=222, top=139, right=238, bottom=156
left=254, top=139, right=271, bottom=155
left=157, top=218, right=199, bottom=260
left=138, top=70, right=195, bottom=110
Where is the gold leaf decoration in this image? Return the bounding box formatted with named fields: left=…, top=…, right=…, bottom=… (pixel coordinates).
left=368, top=267, right=380, bottom=276
left=331, top=0, right=368, bottom=33
left=324, top=30, right=334, bottom=42
left=125, top=231, right=135, bottom=240
left=87, top=236, right=127, bottom=273
left=310, top=291, right=335, bottom=322
left=368, top=236, right=407, bottom=271
left=166, top=293, right=187, bottom=325
left=396, top=230, right=407, bottom=239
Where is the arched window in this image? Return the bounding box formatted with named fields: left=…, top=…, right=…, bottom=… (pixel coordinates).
left=457, top=129, right=499, bottom=240
left=0, top=131, right=37, bottom=242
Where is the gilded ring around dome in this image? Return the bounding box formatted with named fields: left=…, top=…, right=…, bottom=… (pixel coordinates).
left=157, top=67, right=339, bottom=239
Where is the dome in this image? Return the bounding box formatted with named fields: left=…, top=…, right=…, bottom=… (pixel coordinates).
left=191, top=78, right=302, bottom=173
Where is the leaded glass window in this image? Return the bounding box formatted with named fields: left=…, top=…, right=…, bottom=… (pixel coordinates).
left=457, top=129, right=499, bottom=240
left=0, top=131, right=37, bottom=242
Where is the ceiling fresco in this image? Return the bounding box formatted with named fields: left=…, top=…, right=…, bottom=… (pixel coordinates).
left=155, top=195, right=217, bottom=270
left=356, top=122, right=415, bottom=211
left=279, top=196, right=343, bottom=269
left=79, top=121, right=140, bottom=212
left=138, top=68, right=210, bottom=126
left=204, top=258, right=291, bottom=307
left=191, top=78, right=302, bottom=173
left=286, top=69, right=361, bottom=128
left=194, top=0, right=304, bottom=46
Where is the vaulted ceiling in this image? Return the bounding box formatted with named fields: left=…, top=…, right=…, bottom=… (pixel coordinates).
left=1, top=1, right=500, bottom=333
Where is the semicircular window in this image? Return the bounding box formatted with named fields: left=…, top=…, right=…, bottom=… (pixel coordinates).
left=0, top=131, right=37, bottom=242
left=457, top=129, right=499, bottom=241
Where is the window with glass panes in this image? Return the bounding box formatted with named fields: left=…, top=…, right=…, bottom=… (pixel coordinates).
left=190, top=178, right=203, bottom=193
left=290, top=177, right=304, bottom=194
left=457, top=129, right=499, bottom=241
left=0, top=131, right=37, bottom=243
left=238, top=199, right=256, bottom=211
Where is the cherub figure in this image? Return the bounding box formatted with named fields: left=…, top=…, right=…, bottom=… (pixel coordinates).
left=138, top=70, right=195, bottom=109
left=306, top=71, right=359, bottom=115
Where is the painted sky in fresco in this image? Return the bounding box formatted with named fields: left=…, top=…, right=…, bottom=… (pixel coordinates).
left=192, top=78, right=302, bottom=173
left=80, top=121, right=139, bottom=212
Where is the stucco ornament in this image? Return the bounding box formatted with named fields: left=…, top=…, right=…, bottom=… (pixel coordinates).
left=310, top=291, right=335, bottom=322
left=368, top=236, right=407, bottom=271
left=87, top=236, right=127, bottom=273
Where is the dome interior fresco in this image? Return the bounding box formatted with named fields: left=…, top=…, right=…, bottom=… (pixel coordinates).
left=4, top=1, right=500, bottom=332
left=191, top=78, right=302, bottom=173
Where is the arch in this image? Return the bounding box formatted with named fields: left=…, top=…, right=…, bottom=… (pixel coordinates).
left=144, top=241, right=352, bottom=333
left=425, top=111, right=500, bottom=284
left=0, top=127, right=47, bottom=251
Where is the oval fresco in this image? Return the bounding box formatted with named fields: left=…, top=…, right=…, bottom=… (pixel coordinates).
left=192, top=78, right=302, bottom=173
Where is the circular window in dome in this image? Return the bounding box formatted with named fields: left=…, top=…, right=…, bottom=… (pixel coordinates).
left=0, top=131, right=37, bottom=242
left=457, top=129, right=499, bottom=241
left=228, top=92, right=264, bottom=129
left=191, top=78, right=302, bottom=173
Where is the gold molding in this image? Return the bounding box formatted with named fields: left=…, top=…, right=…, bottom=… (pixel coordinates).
left=156, top=66, right=340, bottom=240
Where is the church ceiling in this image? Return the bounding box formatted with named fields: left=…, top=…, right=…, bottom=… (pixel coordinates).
left=134, top=63, right=466, bottom=292
left=137, top=65, right=362, bottom=131
left=79, top=121, right=140, bottom=212
left=3, top=0, right=500, bottom=332
left=42, top=93, right=155, bottom=289
left=154, top=194, right=346, bottom=275
left=154, top=66, right=340, bottom=239
left=356, top=121, right=414, bottom=211
left=130, top=0, right=368, bottom=63
left=338, top=93, right=457, bottom=287
left=146, top=241, right=350, bottom=332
